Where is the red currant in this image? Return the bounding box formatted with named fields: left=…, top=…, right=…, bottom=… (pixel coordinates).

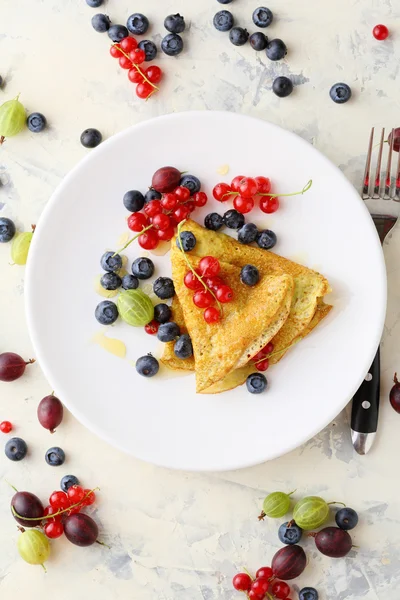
left=129, top=48, right=146, bottom=65
left=119, top=55, right=132, bottom=70
left=251, top=578, right=270, bottom=597
left=120, top=37, right=138, bottom=52
left=67, top=504, right=82, bottom=515
left=373, top=24, right=389, bottom=40
left=184, top=271, right=203, bottom=291
left=44, top=521, right=64, bottom=539
left=193, top=192, right=208, bottom=207
left=157, top=226, right=175, bottom=241
left=173, top=205, right=190, bottom=223
left=271, top=581, right=291, bottom=599
left=204, top=306, right=221, bottom=324
left=255, top=176, right=271, bottom=194
left=138, top=230, right=159, bottom=250
left=233, top=195, right=255, bottom=214
left=255, top=567, right=273, bottom=580
left=110, top=44, right=123, bottom=58
left=161, top=193, right=178, bottom=210
left=0, top=420, right=12, bottom=433
left=185, top=200, right=195, bottom=213
left=145, top=65, right=163, bottom=84
left=260, top=196, right=279, bottom=214
left=82, top=489, right=96, bottom=506
left=216, top=285, right=234, bottom=303
left=175, top=186, right=191, bottom=202
left=205, top=276, right=224, bottom=291
left=49, top=491, right=70, bottom=511
left=255, top=358, right=269, bottom=371
left=128, top=212, right=148, bottom=232
left=232, top=573, right=252, bottom=592
left=213, top=183, right=232, bottom=202
left=238, top=177, right=258, bottom=199
left=128, top=68, right=144, bottom=84
left=193, top=289, right=214, bottom=308
left=43, top=505, right=62, bottom=523
left=253, top=342, right=274, bottom=362
left=145, top=320, right=159, bottom=335
left=231, top=175, right=245, bottom=192
left=67, top=485, right=85, bottom=505
left=152, top=213, right=171, bottom=231
left=136, top=82, right=154, bottom=99
left=144, top=200, right=163, bottom=217
left=248, top=591, right=263, bottom=600
left=198, top=256, right=220, bottom=277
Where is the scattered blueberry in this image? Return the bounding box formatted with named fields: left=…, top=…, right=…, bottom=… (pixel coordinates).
left=299, top=588, right=319, bottom=600
left=100, top=251, right=122, bottom=272
left=136, top=355, right=159, bottom=378
left=217, top=0, right=233, bottom=3
left=162, top=33, right=184, bottom=56
left=213, top=11, right=234, bottom=32
left=278, top=521, right=303, bottom=545
left=27, top=112, right=47, bottom=133
left=240, top=264, right=260, bottom=286
left=138, top=40, right=158, bottom=62
left=5, top=437, right=27, bottom=462
left=91, top=13, right=111, bottom=33
left=335, top=507, right=359, bottom=531
left=123, top=190, right=145, bottom=212
left=153, top=277, right=175, bottom=299
left=86, top=0, right=103, bottom=7
left=176, top=231, right=196, bottom=252
left=100, top=272, right=122, bottom=291
left=0, top=75, right=3, bottom=87
left=250, top=32, right=268, bottom=51
left=223, top=209, right=245, bottom=230
left=273, top=76, right=293, bottom=98
left=253, top=7, right=273, bottom=28
left=80, top=128, right=102, bottom=148
left=0, top=217, right=16, bottom=243
left=131, top=257, right=154, bottom=280
left=174, top=334, right=193, bottom=359
left=164, top=14, right=185, bottom=34
left=246, top=373, right=267, bottom=394
left=108, top=24, right=129, bottom=43
left=45, top=446, right=65, bottom=466
left=157, top=322, right=180, bottom=342
left=229, top=27, right=249, bottom=46
left=330, top=82, right=352, bottom=104
left=257, top=229, right=277, bottom=250
left=266, top=39, right=287, bottom=61
left=180, top=174, right=201, bottom=195
left=95, top=300, right=119, bottom=325
left=205, top=213, right=224, bottom=231
left=144, top=189, right=162, bottom=202
left=121, top=274, right=139, bottom=290
left=238, top=223, right=258, bottom=244
left=61, top=475, right=80, bottom=493
left=127, top=13, right=149, bottom=35
left=154, top=303, right=172, bottom=324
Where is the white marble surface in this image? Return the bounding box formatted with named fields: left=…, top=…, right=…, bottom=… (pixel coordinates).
left=1, top=0, right=400, bottom=598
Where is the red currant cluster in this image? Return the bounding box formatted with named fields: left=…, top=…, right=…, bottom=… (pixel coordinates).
left=110, top=36, right=163, bottom=100
left=213, top=175, right=279, bottom=215
left=252, top=341, right=274, bottom=372
left=42, top=486, right=96, bottom=539
left=233, top=566, right=293, bottom=600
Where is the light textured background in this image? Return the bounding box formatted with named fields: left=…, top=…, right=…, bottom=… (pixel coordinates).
left=1, top=0, right=400, bottom=598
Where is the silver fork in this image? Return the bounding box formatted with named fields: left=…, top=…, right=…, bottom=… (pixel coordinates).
left=351, top=127, right=400, bottom=455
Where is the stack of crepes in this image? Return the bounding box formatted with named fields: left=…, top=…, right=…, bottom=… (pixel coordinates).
left=161, top=220, right=332, bottom=394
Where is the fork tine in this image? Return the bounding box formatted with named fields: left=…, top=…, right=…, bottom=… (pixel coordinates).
left=384, top=128, right=394, bottom=198
left=373, top=128, right=385, bottom=198
left=362, top=127, right=374, bottom=199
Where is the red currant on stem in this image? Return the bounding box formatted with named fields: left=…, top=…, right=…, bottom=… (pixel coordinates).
left=175, top=186, right=191, bottom=202
left=44, top=521, right=64, bottom=539
left=43, top=505, right=62, bottom=523
left=119, top=55, right=133, bottom=70
left=193, top=289, right=214, bottom=308
left=49, top=491, right=70, bottom=511
left=161, top=193, right=178, bottom=210
left=272, top=581, right=291, bottom=599
left=251, top=578, right=270, bottom=597
left=232, top=573, right=252, bottom=592
left=193, top=191, right=208, bottom=207
left=198, top=256, right=221, bottom=277
left=173, top=205, right=190, bottom=223
left=144, top=200, right=163, bottom=217
left=0, top=420, right=12, bottom=433
left=213, top=182, right=232, bottom=202
left=138, top=230, right=159, bottom=250
left=110, top=44, right=123, bottom=58
left=157, top=226, right=175, bottom=241
left=129, top=48, right=146, bottom=65
left=67, top=485, right=85, bottom=505
left=145, top=320, right=159, bottom=335
left=255, top=176, right=271, bottom=194
left=233, top=195, right=255, bottom=214
left=136, top=82, right=155, bottom=100
left=216, top=285, right=234, bottom=303
left=184, top=270, right=203, bottom=291
left=127, top=212, right=149, bottom=232
left=260, top=196, right=279, bottom=214
left=238, top=177, right=258, bottom=198
left=204, top=306, right=221, bottom=324
left=373, top=24, right=389, bottom=40
left=120, top=36, right=138, bottom=52
left=185, top=200, right=195, bottom=213
left=205, top=276, right=224, bottom=291
left=128, top=68, right=144, bottom=84
left=152, top=213, right=171, bottom=231
left=255, top=567, right=273, bottom=580
left=231, top=175, right=245, bottom=192
left=255, top=358, right=269, bottom=371
left=145, top=65, right=163, bottom=84
left=82, top=489, right=96, bottom=506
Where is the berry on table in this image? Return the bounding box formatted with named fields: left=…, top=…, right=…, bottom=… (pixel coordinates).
left=127, top=13, right=149, bottom=35
left=138, top=40, right=158, bottom=61
left=180, top=174, right=201, bottom=195
left=278, top=521, right=303, bottom=545
left=229, top=27, right=249, bottom=46
left=80, top=128, right=102, bottom=148
left=95, top=300, right=119, bottom=325
left=0, top=421, right=12, bottom=433
left=260, top=196, right=279, bottom=213
left=91, top=14, right=111, bottom=33
left=217, top=0, right=233, bottom=3
left=246, top=372, right=267, bottom=394
left=161, top=33, right=184, bottom=56
left=49, top=490, right=70, bottom=510
left=193, top=289, right=214, bottom=308
left=240, top=264, right=260, bottom=286
left=119, top=55, right=133, bottom=70
left=67, top=485, right=85, bottom=505
left=44, top=521, right=64, bottom=539
left=146, top=65, right=163, bottom=84
left=253, top=6, right=273, bottom=27
left=335, top=507, right=359, bottom=530
left=144, top=320, right=159, bottom=335
left=130, top=48, right=146, bottom=65
left=128, top=69, right=144, bottom=84
left=100, top=251, right=122, bottom=272
left=5, top=437, right=27, bottom=461
left=82, top=489, right=96, bottom=506
left=272, top=581, right=291, bottom=599
left=329, top=83, right=352, bottom=104
left=60, top=475, right=80, bottom=493
left=157, top=322, right=180, bottom=342
left=257, top=229, right=277, bottom=250
left=176, top=231, right=197, bottom=252
left=204, top=306, right=221, bottom=324
left=373, top=24, right=389, bottom=41
left=174, top=334, right=193, bottom=359
left=299, top=588, right=318, bottom=600
left=37, top=394, right=64, bottom=433
left=213, top=182, right=232, bottom=202
left=45, top=447, right=66, bottom=466
left=110, top=44, right=123, bottom=58
left=138, top=230, right=159, bottom=250
left=128, top=212, right=149, bottom=232
left=0, top=353, right=34, bottom=382
left=0, top=217, right=16, bottom=243
left=120, top=37, right=138, bottom=52
left=273, top=76, right=293, bottom=98
left=27, top=113, right=46, bottom=133
left=213, top=10, right=234, bottom=32
left=100, top=272, right=121, bottom=291
left=136, top=355, right=159, bottom=377
left=238, top=223, right=258, bottom=244
left=233, top=195, right=254, bottom=214
left=154, top=303, right=172, bottom=324
left=86, top=0, right=103, bottom=6
left=232, top=573, right=252, bottom=592
left=164, top=14, right=186, bottom=34
left=266, top=39, right=287, bottom=61
left=204, top=213, right=223, bottom=231
left=153, top=277, right=175, bottom=299
left=250, top=32, right=268, bottom=51
left=123, top=190, right=145, bottom=212
left=313, top=527, right=352, bottom=558
left=131, top=257, right=155, bottom=280
left=223, top=209, right=245, bottom=230
left=216, top=285, right=234, bottom=303
left=255, top=566, right=273, bottom=580
left=251, top=578, right=270, bottom=597
left=108, top=24, right=129, bottom=43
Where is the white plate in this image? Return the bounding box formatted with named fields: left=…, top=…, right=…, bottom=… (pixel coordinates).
left=25, top=112, right=386, bottom=472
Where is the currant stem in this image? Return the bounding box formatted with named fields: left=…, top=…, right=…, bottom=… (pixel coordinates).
left=259, top=179, right=313, bottom=199
left=113, top=224, right=154, bottom=256
left=11, top=487, right=100, bottom=521
left=112, top=44, right=158, bottom=91
left=258, top=510, right=266, bottom=521
left=25, top=359, right=36, bottom=365
left=242, top=566, right=253, bottom=581
left=5, top=480, right=19, bottom=493
left=96, top=540, right=111, bottom=549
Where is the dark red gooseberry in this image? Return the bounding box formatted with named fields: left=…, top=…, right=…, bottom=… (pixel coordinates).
left=314, top=527, right=352, bottom=558
left=64, top=513, right=99, bottom=547
left=151, top=166, right=181, bottom=193
left=37, top=395, right=64, bottom=433
left=11, top=492, right=44, bottom=528
left=390, top=372, right=400, bottom=413
left=271, top=545, right=307, bottom=580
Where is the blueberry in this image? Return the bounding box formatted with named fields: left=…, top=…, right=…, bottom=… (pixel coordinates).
left=86, top=0, right=103, bottom=7
left=266, top=39, right=287, bottom=61
left=176, top=231, right=196, bottom=252
left=153, top=277, right=175, bottom=299
left=217, top=0, right=233, bottom=3
left=154, top=303, right=172, bottom=324
left=223, top=209, right=245, bottom=230
left=164, top=14, right=185, bottom=34
left=253, top=7, right=273, bottom=28
left=121, top=274, right=139, bottom=290
left=335, top=507, right=359, bottom=531
left=238, top=223, right=258, bottom=244
left=330, top=83, right=352, bottom=104
left=174, top=334, right=193, bottom=359
left=229, top=27, right=249, bottom=46
left=204, top=213, right=223, bottom=231
left=157, top=321, right=180, bottom=342
left=61, top=474, right=80, bottom=493
left=138, top=40, right=157, bottom=62
left=144, top=189, right=162, bottom=202
left=123, top=190, right=145, bottom=212
left=299, top=588, right=319, bottom=600
left=0, top=217, right=16, bottom=243
left=127, top=13, right=149, bottom=35
left=250, top=32, right=268, bottom=51
left=81, top=128, right=102, bottom=148
left=45, top=446, right=65, bottom=466
left=108, top=24, right=129, bottom=43
left=257, top=229, right=277, bottom=250
left=213, top=10, right=234, bottom=32
left=100, top=272, right=122, bottom=290
left=95, top=300, right=119, bottom=325
left=100, top=251, right=122, bottom=272
left=5, top=437, right=27, bottom=461
left=0, top=75, right=3, bottom=87
left=180, top=174, right=201, bottom=195
left=246, top=373, right=267, bottom=394
left=136, top=355, right=159, bottom=378
left=131, top=257, right=154, bottom=280
left=27, top=112, right=47, bottom=133
left=240, top=264, right=260, bottom=286
left=278, top=521, right=303, bottom=545
left=161, top=33, right=184, bottom=56
left=91, top=13, right=111, bottom=33
left=273, top=76, right=293, bottom=98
